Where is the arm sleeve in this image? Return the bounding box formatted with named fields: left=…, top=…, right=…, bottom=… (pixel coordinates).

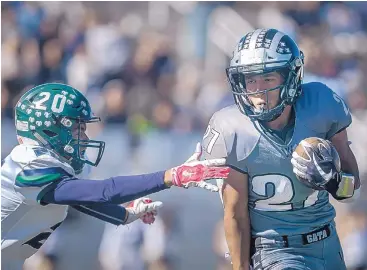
left=40, top=171, right=168, bottom=205
left=71, top=204, right=127, bottom=226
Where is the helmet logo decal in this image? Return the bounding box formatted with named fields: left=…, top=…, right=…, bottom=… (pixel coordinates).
left=289, top=88, right=296, bottom=97
left=61, top=117, right=72, bottom=127
left=239, top=32, right=253, bottom=51
left=276, top=40, right=291, bottom=54
left=64, top=145, right=74, bottom=154
left=16, top=120, right=29, bottom=131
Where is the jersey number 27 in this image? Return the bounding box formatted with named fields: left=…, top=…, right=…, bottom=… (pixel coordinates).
left=252, top=174, right=319, bottom=211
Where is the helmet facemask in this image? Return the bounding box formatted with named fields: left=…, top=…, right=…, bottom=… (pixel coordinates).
left=58, top=117, right=105, bottom=175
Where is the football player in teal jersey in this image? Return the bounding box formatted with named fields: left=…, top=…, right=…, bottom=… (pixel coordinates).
left=202, top=28, right=361, bottom=270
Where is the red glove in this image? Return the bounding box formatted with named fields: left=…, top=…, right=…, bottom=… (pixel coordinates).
left=170, top=143, right=230, bottom=191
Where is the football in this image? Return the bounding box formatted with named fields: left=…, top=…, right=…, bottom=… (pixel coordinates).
left=294, top=137, right=325, bottom=161
left=293, top=137, right=341, bottom=189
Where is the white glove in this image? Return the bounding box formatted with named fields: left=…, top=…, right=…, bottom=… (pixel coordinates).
left=123, top=197, right=163, bottom=225
left=291, top=138, right=340, bottom=190
left=171, top=142, right=229, bottom=192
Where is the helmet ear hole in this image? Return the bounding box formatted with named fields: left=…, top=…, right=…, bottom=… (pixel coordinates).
left=280, top=86, right=287, bottom=100
left=300, top=51, right=305, bottom=63
left=43, top=130, right=58, bottom=137
left=278, top=68, right=290, bottom=101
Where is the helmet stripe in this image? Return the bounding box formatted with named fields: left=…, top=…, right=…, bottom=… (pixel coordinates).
left=269, top=31, right=285, bottom=52
left=249, top=29, right=264, bottom=50
left=264, top=29, right=278, bottom=43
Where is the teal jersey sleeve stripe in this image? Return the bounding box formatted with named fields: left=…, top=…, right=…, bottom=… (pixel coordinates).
left=37, top=180, right=63, bottom=205
left=15, top=167, right=72, bottom=187
left=16, top=173, right=61, bottom=187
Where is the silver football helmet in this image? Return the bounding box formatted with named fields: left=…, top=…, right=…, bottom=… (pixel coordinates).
left=226, top=28, right=304, bottom=122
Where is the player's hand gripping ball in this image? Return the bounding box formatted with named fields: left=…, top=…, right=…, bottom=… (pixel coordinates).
left=291, top=137, right=341, bottom=190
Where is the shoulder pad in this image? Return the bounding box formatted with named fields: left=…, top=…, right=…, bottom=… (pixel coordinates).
left=11, top=145, right=75, bottom=187
left=299, top=82, right=334, bottom=106
left=10, top=144, right=38, bottom=164
left=203, top=105, right=260, bottom=165
left=297, top=82, right=352, bottom=137
left=299, top=82, right=346, bottom=111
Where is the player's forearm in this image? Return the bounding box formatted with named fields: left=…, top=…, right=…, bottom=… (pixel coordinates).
left=224, top=212, right=251, bottom=270
left=331, top=130, right=361, bottom=189
left=339, top=146, right=361, bottom=189
left=71, top=204, right=127, bottom=225
left=40, top=171, right=169, bottom=205
left=324, top=141, right=361, bottom=202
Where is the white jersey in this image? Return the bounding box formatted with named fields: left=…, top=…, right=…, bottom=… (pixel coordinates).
left=1, top=144, right=76, bottom=269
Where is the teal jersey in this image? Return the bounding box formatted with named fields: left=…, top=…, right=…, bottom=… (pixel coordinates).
left=202, top=82, right=352, bottom=237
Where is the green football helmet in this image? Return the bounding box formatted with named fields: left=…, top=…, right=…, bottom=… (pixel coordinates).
left=15, top=83, right=105, bottom=174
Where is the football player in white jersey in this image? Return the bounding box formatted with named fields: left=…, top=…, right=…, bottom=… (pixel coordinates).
left=1, top=83, right=230, bottom=269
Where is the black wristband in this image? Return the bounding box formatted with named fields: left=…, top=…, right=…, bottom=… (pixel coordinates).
left=324, top=173, right=348, bottom=201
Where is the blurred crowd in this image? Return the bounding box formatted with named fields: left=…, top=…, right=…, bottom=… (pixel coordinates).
left=2, top=1, right=367, bottom=270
